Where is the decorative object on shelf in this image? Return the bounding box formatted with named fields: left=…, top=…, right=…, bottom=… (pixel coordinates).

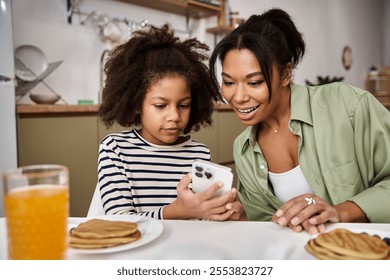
left=229, top=11, right=245, bottom=28
left=29, top=93, right=61, bottom=105
left=305, top=75, right=344, bottom=86
left=14, top=44, right=66, bottom=104
left=368, top=65, right=379, bottom=76
left=78, top=99, right=94, bottom=105
left=342, top=45, right=353, bottom=71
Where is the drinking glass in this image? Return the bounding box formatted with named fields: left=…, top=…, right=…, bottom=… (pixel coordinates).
left=3, top=164, right=69, bottom=259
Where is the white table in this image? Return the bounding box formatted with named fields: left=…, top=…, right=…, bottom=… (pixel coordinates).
left=1, top=217, right=389, bottom=260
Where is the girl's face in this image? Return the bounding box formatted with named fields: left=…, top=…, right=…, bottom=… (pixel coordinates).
left=221, top=49, right=290, bottom=126
left=139, top=75, right=191, bottom=145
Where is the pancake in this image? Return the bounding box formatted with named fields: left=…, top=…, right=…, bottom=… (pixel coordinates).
left=306, top=238, right=352, bottom=260
left=70, top=218, right=138, bottom=239
left=69, top=218, right=141, bottom=250
left=305, top=228, right=390, bottom=260
left=69, top=230, right=141, bottom=249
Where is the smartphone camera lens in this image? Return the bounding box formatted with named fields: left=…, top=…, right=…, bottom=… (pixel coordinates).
left=195, top=172, right=203, bottom=178
left=204, top=169, right=213, bottom=179
left=195, top=166, right=203, bottom=172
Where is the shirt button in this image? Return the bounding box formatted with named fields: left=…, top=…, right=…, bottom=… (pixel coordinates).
left=260, top=164, right=265, bottom=169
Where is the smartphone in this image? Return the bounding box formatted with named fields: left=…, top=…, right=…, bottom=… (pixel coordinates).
left=191, top=159, right=233, bottom=198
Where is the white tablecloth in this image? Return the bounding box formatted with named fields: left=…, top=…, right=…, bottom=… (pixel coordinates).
left=1, top=217, right=389, bottom=260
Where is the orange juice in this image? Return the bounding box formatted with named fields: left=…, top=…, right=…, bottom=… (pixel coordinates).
left=5, top=184, right=69, bottom=260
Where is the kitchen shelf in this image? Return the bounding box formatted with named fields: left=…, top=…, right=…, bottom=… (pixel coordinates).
left=206, top=25, right=234, bottom=34
left=115, top=0, right=220, bottom=18
left=206, top=25, right=235, bottom=46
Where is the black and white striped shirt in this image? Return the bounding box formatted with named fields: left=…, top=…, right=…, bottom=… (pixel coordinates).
left=98, top=129, right=211, bottom=219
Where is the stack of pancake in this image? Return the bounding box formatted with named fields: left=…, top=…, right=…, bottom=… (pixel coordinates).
left=69, top=218, right=141, bottom=249
left=306, top=228, right=390, bottom=260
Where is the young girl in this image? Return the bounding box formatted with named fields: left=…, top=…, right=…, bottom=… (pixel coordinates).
left=98, top=24, right=243, bottom=220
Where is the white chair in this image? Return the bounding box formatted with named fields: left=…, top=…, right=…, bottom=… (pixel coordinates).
left=87, top=183, right=105, bottom=217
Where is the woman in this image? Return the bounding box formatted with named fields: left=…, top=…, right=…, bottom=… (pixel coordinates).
left=209, top=8, right=390, bottom=234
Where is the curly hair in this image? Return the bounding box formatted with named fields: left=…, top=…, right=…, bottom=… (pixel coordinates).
left=209, top=8, right=305, bottom=100
left=99, top=23, right=223, bottom=134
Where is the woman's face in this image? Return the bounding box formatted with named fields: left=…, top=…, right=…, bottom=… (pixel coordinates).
left=221, top=48, right=290, bottom=126
left=139, top=75, right=191, bottom=145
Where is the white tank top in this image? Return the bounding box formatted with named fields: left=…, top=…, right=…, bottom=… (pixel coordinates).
left=268, top=165, right=314, bottom=202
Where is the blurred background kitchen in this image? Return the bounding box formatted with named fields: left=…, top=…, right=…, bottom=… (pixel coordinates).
left=1, top=0, right=390, bottom=217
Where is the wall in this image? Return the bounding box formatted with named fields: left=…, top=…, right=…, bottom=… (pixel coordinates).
left=11, top=0, right=389, bottom=105
left=228, top=0, right=386, bottom=88
left=384, top=0, right=390, bottom=66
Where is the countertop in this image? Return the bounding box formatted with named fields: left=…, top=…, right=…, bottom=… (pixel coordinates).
left=16, top=103, right=233, bottom=116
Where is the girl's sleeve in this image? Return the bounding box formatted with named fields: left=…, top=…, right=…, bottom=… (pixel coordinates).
left=98, top=139, right=164, bottom=219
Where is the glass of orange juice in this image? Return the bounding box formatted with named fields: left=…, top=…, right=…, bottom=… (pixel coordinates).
left=3, top=165, right=69, bottom=260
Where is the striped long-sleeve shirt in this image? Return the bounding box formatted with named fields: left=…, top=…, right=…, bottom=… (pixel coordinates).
left=97, top=129, right=212, bottom=219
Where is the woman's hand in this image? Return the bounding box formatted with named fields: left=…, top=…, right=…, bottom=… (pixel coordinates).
left=271, top=194, right=340, bottom=235
left=164, top=173, right=241, bottom=221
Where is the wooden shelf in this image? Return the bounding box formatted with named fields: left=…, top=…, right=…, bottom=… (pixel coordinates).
left=206, top=25, right=235, bottom=34
left=116, top=0, right=220, bottom=18
left=206, top=25, right=235, bottom=46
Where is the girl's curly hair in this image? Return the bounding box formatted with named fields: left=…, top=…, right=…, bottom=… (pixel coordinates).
left=99, top=23, right=223, bottom=134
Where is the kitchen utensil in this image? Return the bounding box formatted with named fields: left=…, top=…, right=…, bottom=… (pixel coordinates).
left=29, top=93, right=61, bottom=104
left=14, top=45, right=49, bottom=82
left=102, top=20, right=122, bottom=42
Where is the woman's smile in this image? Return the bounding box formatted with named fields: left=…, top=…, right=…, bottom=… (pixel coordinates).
left=234, top=105, right=261, bottom=122
left=237, top=105, right=260, bottom=114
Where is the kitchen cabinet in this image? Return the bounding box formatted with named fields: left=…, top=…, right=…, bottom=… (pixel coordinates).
left=17, top=105, right=245, bottom=216
left=17, top=113, right=99, bottom=217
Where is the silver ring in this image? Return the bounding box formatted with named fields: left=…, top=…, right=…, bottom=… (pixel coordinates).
left=305, top=197, right=316, bottom=205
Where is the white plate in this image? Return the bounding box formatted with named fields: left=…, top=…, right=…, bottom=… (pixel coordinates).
left=14, top=45, right=49, bottom=81
left=67, top=215, right=163, bottom=254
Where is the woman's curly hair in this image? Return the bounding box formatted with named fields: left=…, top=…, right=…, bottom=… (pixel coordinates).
left=99, top=23, right=223, bottom=134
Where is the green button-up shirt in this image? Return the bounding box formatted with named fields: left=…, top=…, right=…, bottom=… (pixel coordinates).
left=234, top=83, right=390, bottom=223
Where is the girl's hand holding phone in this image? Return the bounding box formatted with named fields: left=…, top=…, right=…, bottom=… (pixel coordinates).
left=191, top=160, right=233, bottom=197
left=163, top=170, right=242, bottom=221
